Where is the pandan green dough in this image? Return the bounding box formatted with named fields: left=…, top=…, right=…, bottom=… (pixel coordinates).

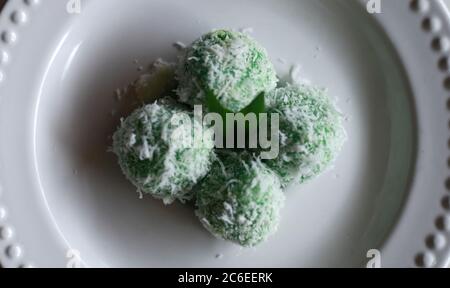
left=264, top=85, right=346, bottom=187
left=195, top=151, right=285, bottom=247
left=176, top=29, right=278, bottom=112
left=113, top=98, right=215, bottom=204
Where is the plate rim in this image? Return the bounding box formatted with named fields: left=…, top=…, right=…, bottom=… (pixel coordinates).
left=361, top=0, right=450, bottom=268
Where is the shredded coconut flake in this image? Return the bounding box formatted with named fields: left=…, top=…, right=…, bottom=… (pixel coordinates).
left=115, top=88, right=122, bottom=101
left=173, top=41, right=187, bottom=51
left=289, top=64, right=311, bottom=86
left=239, top=27, right=254, bottom=34
left=277, top=57, right=287, bottom=64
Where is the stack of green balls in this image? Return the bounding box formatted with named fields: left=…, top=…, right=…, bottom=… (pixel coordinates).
left=113, top=29, right=345, bottom=247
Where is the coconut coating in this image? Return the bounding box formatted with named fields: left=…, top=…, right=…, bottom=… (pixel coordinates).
left=264, top=85, right=346, bottom=187
left=133, top=59, right=177, bottom=103
left=195, top=152, right=285, bottom=247
left=176, top=29, right=278, bottom=112
left=113, top=99, right=215, bottom=204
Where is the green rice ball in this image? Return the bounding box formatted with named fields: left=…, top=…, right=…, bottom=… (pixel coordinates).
left=195, top=152, right=285, bottom=247
left=176, top=29, right=278, bottom=112
left=113, top=98, right=215, bottom=204
left=264, top=85, right=346, bottom=187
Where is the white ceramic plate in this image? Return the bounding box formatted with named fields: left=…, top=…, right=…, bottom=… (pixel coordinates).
left=0, top=0, right=449, bottom=268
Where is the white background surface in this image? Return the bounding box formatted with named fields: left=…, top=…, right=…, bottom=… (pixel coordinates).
left=0, top=0, right=419, bottom=268
left=0, top=0, right=449, bottom=269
